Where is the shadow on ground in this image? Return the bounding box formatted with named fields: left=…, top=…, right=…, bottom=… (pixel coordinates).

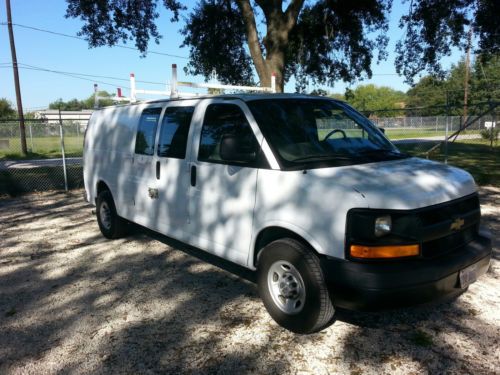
left=0, top=190, right=498, bottom=374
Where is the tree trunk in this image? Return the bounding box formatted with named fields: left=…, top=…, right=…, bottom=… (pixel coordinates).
left=237, top=0, right=304, bottom=93
left=260, top=52, right=286, bottom=92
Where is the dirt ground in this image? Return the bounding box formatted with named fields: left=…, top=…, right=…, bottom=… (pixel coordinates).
left=0, top=187, right=499, bottom=375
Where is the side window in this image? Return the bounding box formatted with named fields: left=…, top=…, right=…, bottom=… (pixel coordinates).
left=135, top=107, right=162, bottom=155
left=198, top=104, right=258, bottom=164
left=157, top=106, right=195, bottom=159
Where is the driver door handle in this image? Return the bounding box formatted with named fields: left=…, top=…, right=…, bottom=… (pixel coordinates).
left=190, top=165, right=197, bottom=187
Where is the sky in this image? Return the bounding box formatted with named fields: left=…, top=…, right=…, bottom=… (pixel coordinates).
left=0, top=0, right=466, bottom=110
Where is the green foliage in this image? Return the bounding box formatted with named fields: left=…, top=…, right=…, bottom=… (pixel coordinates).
left=65, top=0, right=184, bottom=53
left=309, top=89, right=330, bottom=97
left=181, top=0, right=254, bottom=85
left=406, top=76, right=447, bottom=114
left=342, top=84, right=406, bottom=116
left=48, top=91, right=114, bottom=110
left=480, top=128, right=499, bottom=143
left=406, top=55, right=500, bottom=115
left=471, top=54, right=500, bottom=104
left=286, top=1, right=391, bottom=90
left=0, top=98, right=16, bottom=119
left=64, top=0, right=499, bottom=89
left=395, top=0, right=499, bottom=84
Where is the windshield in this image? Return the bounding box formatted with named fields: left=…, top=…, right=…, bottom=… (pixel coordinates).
left=247, top=98, right=407, bottom=169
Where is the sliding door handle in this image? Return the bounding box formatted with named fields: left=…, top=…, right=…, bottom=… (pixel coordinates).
left=190, top=165, right=197, bottom=187
left=156, top=161, right=160, bottom=180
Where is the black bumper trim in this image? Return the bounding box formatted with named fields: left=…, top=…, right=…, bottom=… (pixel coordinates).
left=321, top=232, right=492, bottom=311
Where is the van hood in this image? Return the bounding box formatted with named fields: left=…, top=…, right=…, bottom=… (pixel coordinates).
left=308, top=157, right=477, bottom=210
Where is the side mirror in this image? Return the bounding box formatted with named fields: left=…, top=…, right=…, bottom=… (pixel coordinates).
left=220, top=134, right=256, bottom=163
left=378, top=127, right=385, bottom=134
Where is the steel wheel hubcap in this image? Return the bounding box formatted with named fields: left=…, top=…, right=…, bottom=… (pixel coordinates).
left=100, top=201, right=112, bottom=230
left=267, top=260, right=306, bottom=315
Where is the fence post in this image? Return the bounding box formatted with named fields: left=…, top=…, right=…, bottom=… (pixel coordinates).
left=58, top=109, right=68, bottom=192
left=28, top=123, right=34, bottom=152
left=491, top=105, right=495, bottom=149
left=444, top=118, right=448, bottom=164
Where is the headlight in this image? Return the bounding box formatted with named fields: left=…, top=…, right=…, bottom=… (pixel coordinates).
left=374, top=215, right=392, bottom=237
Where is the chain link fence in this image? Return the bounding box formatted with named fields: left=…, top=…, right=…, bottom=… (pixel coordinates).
left=366, top=102, right=499, bottom=160
left=0, top=118, right=86, bottom=195
left=0, top=102, right=499, bottom=196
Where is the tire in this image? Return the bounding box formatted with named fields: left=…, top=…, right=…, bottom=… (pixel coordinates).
left=96, top=190, right=128, bottom=239
left=257, top=238, right=335, bottom=334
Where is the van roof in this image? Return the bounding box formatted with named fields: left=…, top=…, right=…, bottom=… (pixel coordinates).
left=94, top=93, right=344, bottom=110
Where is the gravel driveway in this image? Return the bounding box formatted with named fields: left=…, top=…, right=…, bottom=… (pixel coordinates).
left=1, top=188, right=499, bottom=374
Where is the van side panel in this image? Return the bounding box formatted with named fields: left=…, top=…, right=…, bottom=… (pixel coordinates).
left=84, top=105, right=142, bottom=219
left=251, top=169, right=367, bottom=263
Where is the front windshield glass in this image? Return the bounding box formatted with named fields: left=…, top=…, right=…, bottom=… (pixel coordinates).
left=247, top=98, right=406, bottom=169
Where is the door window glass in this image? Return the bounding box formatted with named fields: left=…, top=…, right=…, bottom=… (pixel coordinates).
left=135, top=107, right=162, bottom=155
left=198, top=104, right=258, bottom=164
left=157, top=106, right=195, bottom=159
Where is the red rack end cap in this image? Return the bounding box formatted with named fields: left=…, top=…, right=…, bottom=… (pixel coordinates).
left=130, top=73, right=135, bottom=77
left=272, top=72, right=276, bottom=77
left=172, top=64, right=177, bottom=68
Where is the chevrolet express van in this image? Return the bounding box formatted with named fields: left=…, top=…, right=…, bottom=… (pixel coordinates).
left=83, top=94, right=492, bottom=333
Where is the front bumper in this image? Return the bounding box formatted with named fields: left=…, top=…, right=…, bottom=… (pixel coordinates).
left=321, top=230, right=492, bottom=311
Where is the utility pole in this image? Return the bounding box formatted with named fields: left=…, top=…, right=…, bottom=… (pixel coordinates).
left=6, top=0, right=27, bottom=155
left=462, top=27, right=472, bottom=131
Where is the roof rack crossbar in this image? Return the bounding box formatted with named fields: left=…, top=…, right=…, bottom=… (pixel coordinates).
left=93, top=64, right=278, bottom=108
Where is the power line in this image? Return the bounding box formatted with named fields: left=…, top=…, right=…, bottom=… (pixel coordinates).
left=0, top=62, right=170, bottom=88
left=0, top=63, right=129, bottom=89
left=0, top=22, right=190, bottom=60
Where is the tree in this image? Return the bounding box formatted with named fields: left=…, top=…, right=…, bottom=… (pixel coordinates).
left=405, top=76, right=447, bottom=115
left=395, top=0, right=500, bottom=84
left=0, top=98, right=16, bottom=119
left=406, top=55, right=500, bottom=115
left=48, top=91, right=115, bottom=110
left=65, top=1, right=499, bottom=91
left=471, top=54, right=500, bottom=105
left=65, top=0, right=391, bottom=92
left=342, top=84, right=406, bottom=116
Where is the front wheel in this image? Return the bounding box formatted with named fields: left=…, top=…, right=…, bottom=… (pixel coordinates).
left=257, top=238, right=335, bottom=334
left=96, top=190, right=128, bottom=239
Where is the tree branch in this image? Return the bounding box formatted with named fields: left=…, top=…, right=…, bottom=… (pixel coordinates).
left=284, top=0, right=305, bottom=31
left=236, top=0, right=267, bottom=80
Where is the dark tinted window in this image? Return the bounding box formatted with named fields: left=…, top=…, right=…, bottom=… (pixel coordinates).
left=157, top=106, right=194, bottom=159
left=135, top=108, right=162, bottom=155
left=198, top=104, right=258, bottom=164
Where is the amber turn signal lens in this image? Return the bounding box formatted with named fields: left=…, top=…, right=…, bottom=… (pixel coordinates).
left=350, top=244, right=420, bottom=259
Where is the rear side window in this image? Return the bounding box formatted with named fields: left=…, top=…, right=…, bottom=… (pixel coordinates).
left=157, top=106, right=194, bottom=159
left=198, top=104, right=258, bottom=163
left=135, top=107, right=162, bottom=155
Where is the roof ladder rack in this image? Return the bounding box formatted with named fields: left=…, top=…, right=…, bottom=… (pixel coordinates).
left=94, top=64, right=278, bottom=107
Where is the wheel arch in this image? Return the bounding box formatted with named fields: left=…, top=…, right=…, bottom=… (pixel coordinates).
left=251, top=224, right=325, bottom=269
left=96, top=180, right=112, bottom=204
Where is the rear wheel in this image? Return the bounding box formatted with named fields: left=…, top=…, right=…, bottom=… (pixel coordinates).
left=257, top=238, right=335, bottom=334
left=96, top=190, right=128, bottom=239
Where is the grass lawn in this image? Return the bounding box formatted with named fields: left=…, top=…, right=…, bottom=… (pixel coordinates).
left=398, top=140, right=500, bottom=186
left=317, top=128, right=480, bottom=140
left=0, top=136, right=83, bottom=160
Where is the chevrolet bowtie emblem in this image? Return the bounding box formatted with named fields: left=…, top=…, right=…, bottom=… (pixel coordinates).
left=450, top=217, right=465, bottom=231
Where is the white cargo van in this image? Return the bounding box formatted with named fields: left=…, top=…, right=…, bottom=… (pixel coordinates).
left=84, top=94, right=492, bottom=333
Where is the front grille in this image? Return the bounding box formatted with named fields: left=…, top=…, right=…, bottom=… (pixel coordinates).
left=418, top=195, right=479, bottom=226
left=422, top=226, right=477, bottom=258
left=419, top=194, right=480, bottom=258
